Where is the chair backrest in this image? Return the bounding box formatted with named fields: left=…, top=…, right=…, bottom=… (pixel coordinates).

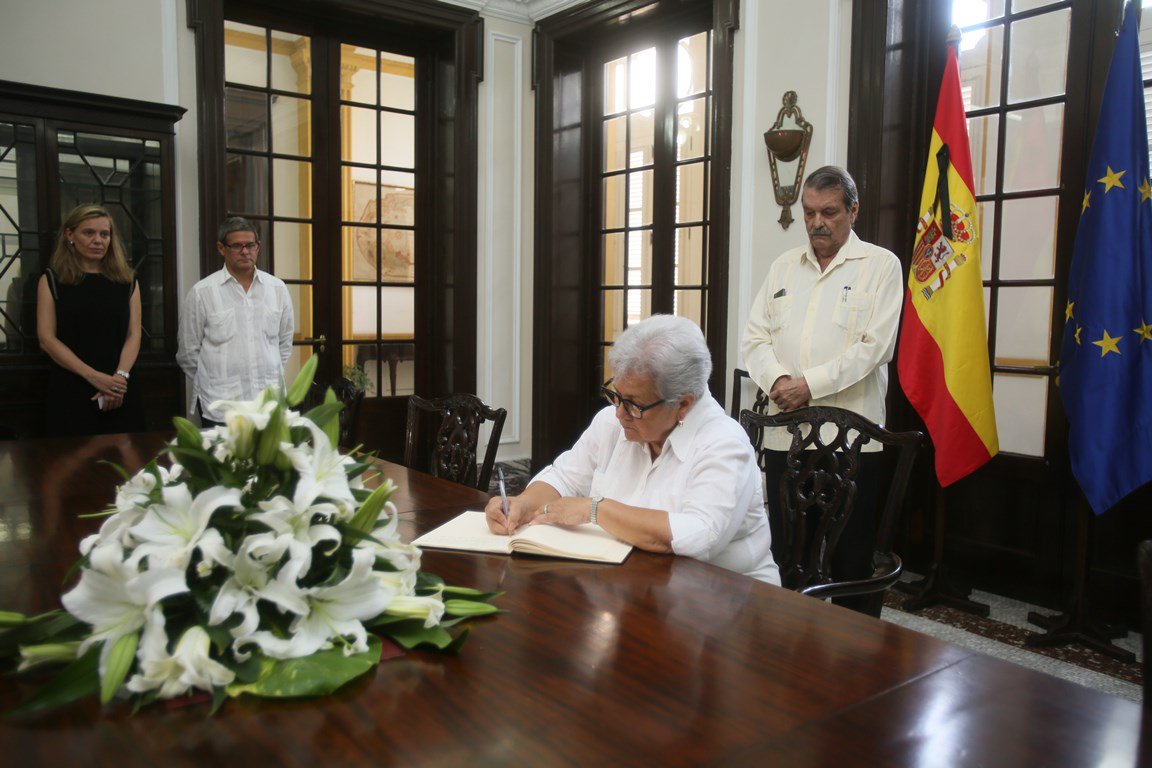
left=404, top=393, right=507, bottom=490
left=739, top=405, right=923, bottom=600
left=1139, top=539, right=1152, bottom=706
left=729, top=368, right=771, bottom=419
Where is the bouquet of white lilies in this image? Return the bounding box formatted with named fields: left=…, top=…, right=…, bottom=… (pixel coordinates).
left=0, top=358, right=498, bottom=716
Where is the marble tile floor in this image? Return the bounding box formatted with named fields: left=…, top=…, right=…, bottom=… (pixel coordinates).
left=491, top=462, right=1144, bottom=703
left=883, top=575, right=1142, bottom=703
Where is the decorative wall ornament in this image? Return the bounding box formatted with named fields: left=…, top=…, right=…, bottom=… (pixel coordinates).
left=763, top=91, right=814, bottom=230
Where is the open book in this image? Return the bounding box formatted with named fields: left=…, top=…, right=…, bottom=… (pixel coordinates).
left=413, top=510, right=632, bottom=564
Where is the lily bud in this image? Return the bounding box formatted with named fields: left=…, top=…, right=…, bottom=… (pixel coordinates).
left=256, top=404, right=285, bottom=466
left=286, top=355, right=319, bottom=406
left=17, top=641, right=82, bottom=672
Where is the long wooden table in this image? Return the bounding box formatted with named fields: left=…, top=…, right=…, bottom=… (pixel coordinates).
left=0, top=432, right=1148, bottom=766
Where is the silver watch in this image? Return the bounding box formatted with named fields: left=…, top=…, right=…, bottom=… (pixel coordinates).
left=589, top=496, right=603, bottom=526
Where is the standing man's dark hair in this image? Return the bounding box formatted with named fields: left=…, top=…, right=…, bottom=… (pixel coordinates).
left=216, top=216, right=261, bottom=246
left=803, top=165, right=859, bottom=212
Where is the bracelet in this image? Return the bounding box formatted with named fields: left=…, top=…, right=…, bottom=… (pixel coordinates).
left=115, top=369, right=131, bottom=380
left=589, top=496, right=602, bottom=526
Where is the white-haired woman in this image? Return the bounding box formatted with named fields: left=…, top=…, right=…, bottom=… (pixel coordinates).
left=485, top=315, right=779, bottom=585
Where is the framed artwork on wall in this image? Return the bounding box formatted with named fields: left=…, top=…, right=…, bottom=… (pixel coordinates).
left=352, top=181, right=414, bottom=282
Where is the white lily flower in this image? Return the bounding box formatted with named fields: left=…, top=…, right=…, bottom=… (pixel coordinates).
left=250, top=483, right=342, bottom=578
left=210, top=397, right=278, bottom=459
left=374, top=569, right=418, bottom=597
left=208, top=533, right=295, bottom=638
left=385, top=594, right=446, bottom=629
left=61, top=542, right=188, bottom=671
left=126, top=615, right=234, bottom=699
left=281, top=423, right=357, bottom=518
left=125, top=485, right=241, bottom=571
left=237, top=548, right=391, bottom=659
left=81, top=465, right=186, bottom=556
left=115, top=468, right=159, bottom=512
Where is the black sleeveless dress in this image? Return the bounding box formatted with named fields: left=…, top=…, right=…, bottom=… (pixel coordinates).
left=44, top=270, right=145, bottom=436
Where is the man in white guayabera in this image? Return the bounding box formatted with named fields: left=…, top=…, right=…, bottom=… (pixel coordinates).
left=177, top=217, right=295, bottom=428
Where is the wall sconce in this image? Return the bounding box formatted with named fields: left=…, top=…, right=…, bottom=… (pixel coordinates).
left=763, top=91, right=813, bottom=230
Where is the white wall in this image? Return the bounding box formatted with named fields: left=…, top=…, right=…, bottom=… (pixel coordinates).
left=476, top=14, right=535, bottom=461
left=0, top=0, right=171, bottom=103
left=727, top=0, right=854, bottom=397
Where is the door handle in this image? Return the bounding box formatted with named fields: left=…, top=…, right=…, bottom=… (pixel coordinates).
left=300, top=334, right=327, bottom=353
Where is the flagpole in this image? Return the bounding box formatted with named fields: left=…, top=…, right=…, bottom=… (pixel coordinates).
left=1024, top=493, right=1135, bottom=662
left=896, top=478, right=990, bottom=615
left=894, top=24, right=993, bottom=618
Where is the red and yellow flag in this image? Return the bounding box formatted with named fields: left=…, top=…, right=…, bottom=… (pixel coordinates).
left=897, top=34, right=998, bottom=486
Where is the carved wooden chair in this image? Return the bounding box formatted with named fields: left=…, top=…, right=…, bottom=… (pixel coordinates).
left=729, top=368, right=771, bottom=419
left=739, top=406, right=923, bottom=601
left=1139, top=539, right=1152, bottom=706
left=404, top=394, right=507, bottom=491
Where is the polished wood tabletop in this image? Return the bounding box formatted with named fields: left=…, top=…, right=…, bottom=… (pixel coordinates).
left=1, top=432, right=1148, bottom=767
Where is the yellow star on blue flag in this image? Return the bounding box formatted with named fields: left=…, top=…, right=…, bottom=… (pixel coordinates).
left=1060, top=1, right=1152, bottom=515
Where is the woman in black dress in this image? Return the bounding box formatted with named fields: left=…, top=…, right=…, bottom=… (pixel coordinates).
left=36, top=204, right=145, bottom=436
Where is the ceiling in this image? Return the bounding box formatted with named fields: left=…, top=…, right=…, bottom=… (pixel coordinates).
left=439, top=0, right=590, bottom=23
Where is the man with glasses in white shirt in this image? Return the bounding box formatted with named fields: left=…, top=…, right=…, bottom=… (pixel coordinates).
left=742, top=166, right=903, bottom=616
left=177, top=217, right=294, bottom=427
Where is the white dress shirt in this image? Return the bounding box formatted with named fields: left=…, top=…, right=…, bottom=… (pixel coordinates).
left=177, top=267, right=294, bottom=422
left=741, top=230, right=903, bottom=451
left=532, top=394, right=781, bottom=585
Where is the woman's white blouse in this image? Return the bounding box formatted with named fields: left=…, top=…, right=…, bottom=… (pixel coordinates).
left=532, top=393, right=781, bottom=585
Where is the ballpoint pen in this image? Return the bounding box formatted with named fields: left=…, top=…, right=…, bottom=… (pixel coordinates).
left=497, top=466, right=510, bottom=520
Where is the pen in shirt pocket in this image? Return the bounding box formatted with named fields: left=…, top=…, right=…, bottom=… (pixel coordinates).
left=841, top=285, right=852, bottom=303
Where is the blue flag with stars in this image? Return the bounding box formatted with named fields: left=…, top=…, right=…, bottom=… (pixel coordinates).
left=1060, top=0, right=1152, bottom=515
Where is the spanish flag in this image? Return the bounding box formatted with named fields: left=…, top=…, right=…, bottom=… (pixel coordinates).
left=897, top=29, right=998, bottom=486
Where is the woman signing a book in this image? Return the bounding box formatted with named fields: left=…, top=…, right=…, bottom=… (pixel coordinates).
left=484, top=314, right=780, bottom=585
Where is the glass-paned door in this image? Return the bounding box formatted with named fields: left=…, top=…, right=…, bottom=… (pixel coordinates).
left=223, top=21, right=418, bottom=394
left=339, top=44, right=416, bottom=397
left=598, top=29, right=712, bottom=378
left=224, top=21, right=316, bottom=384
left=954, top=0, right=1070, bottom=457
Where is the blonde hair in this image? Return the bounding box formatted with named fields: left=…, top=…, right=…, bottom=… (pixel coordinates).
left=48, top=204, right=134, bottom=285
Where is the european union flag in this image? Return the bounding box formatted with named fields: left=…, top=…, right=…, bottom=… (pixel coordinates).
left=1060, top=0, right=1152, bottom=515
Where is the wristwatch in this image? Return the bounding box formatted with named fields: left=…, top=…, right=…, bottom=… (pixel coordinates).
left=115, top=369, right=131, bottom=380
left=589, top=496, right=603, bottom=526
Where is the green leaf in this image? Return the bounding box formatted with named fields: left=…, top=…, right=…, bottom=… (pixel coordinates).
left=226, top=635, right=383, bottom=699
left=385, top=623, right=455, bottom=651
left=285, top=354, right=319, bottom=406
left=415, top=571, right=445, bottom=592
left=5, top=646, right=100, bottom=718
left=100, top=633, right=138, bottom=704
left=303, top=401, right=344, bottom=433
left=209, top=686, right=228, bottom=715
left=96, top=460, right=132, bottom=482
